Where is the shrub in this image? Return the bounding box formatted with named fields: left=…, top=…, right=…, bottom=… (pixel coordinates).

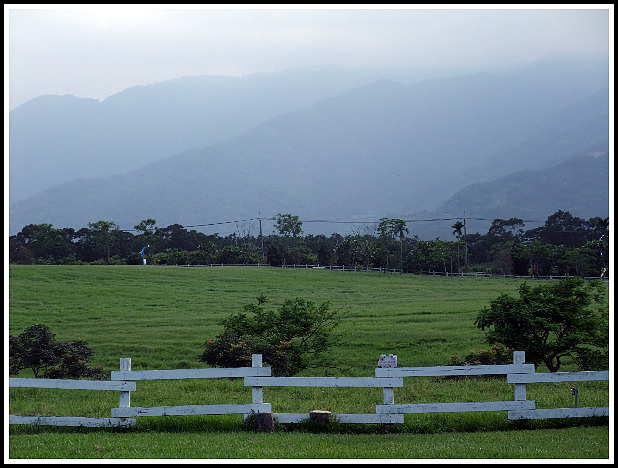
left=9, top=324, right=106, bottom=379
left=201, top=296, right=343, bottom=376
left=448, top=342, right=512, bottom=366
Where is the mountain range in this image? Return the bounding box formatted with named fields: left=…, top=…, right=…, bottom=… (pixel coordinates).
left=8, top=55, right=610, bottom=239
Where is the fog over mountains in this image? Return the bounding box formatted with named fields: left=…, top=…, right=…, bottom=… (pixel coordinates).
left=8, top=55, right=610, bottom=239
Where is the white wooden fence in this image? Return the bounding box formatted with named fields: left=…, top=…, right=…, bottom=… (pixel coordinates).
left=506, top=369, right=610, bottom=420
left=8, top=377, right=137, bottom=427
left=109, top=356, right=271, bottom=419
left=9, top=352, right=609, bottom=428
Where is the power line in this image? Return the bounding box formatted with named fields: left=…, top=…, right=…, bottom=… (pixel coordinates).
left=121, top=215, right=543, bottom=232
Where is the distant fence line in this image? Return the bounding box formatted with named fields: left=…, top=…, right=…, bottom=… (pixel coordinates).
left=168, top=262, right=608, bottom=281
left=9, top=352, right=609, bottom=429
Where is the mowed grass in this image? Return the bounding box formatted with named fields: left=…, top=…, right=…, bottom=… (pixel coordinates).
left=7, top=265, right=610, bottom=459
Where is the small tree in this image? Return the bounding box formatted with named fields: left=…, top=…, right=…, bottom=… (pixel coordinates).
left=9, top=324, right=59, bottom=377
left=88, top=220, right=119, bottom=263
left=475, top=278, right=608, bottom=372
left=274, top=213, right=303, bottom=267
left=378, top=218, right=408, bottom=268
left=9, top=324, right=106, bottom=379
left=201, top=296, right=343, bottom=376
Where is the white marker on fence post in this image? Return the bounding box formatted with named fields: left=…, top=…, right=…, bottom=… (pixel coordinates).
left=513, top=351, right=526, bottom=402
left=379, top=354, right=397, bottom=406
left=119, top=358, right=132, bottom=409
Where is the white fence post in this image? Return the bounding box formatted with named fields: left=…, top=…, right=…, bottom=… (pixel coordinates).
left=512, top=351, right=526, bottom=402
left=379, top=354, right=397, bottom=406
left=245, top=354, right=264, bottom=421
left=383, top=386, right=395, bottom=405
left=251, top=354, right=263, bottom=404
left=119, top=358, right=132, bottom=409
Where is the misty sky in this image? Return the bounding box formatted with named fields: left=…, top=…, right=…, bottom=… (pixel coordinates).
left=5, top=5, right=611, bottom=110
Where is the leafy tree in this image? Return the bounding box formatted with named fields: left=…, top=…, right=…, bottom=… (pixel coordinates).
left=274, top=213, right=303, bottom=238
left=218, top=245, right=246, bottom=264
left=9, top=324, right=59, bottom=377
left=9, top=324, right=105, bottom=379
left=452, top=221, right=465, bottom=272
left=88, top=220, right=119, bottom=263
left=541, top=210, right=588, bottom=247
left=334, top=238, right=357, bottom=266
left=317, top=244, right=333, bottom=266
left=475, top=278, right=608, bottom=372
left=512, top=240, right=561, bottom=276
left=378, top=218, right=408, bottom=267
left=355, top=238, right=377, bottom=271
left=274, top=213, right=303, bottom=266
left=10, top=224, right=75, bottom=263
left=201, top=296, right=343, bottom=376
left=266, top=240, right=285, bottom=266
left=134, top=218, right=159, bottom=253
left=486, top=218, right=525, bottom=243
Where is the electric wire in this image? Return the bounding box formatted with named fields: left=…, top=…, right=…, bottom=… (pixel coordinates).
left=121, top=216, right=543, bottom=232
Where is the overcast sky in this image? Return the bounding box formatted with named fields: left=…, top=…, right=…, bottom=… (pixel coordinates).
left=5, top=5, right=612, bottom=110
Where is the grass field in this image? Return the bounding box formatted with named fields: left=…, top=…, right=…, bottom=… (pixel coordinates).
left=7, top=265, right=611, bottom=460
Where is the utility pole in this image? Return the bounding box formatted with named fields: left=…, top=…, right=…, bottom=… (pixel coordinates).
left=463, top=211, right=468, bottom=271
left=258, top=214, right=264, bottom=264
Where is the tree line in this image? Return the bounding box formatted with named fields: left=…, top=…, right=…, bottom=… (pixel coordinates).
left=8, top=210, right=609, bottom=278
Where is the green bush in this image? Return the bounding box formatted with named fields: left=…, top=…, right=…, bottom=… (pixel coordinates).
left=200, top=295, right=343, bottom=376
left=448, top=342, right=512, bottom=366
left=9, top=324, right=106, bottom=379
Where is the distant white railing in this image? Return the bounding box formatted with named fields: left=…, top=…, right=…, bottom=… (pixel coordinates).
left=9, top=352, right=609, bottom=428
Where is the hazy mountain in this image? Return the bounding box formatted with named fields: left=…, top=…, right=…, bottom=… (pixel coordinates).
left=449, top=85, right=609, bottom=186
left=407, top=152, right=610, bottom=240
left=8, top=55, right=610, bottom=237
left=8, top=66, right=398, bottom=202
left=8, top=146, right=302, bottom=234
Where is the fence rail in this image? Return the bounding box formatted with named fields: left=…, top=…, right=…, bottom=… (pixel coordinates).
left=110, top=366, right=271, bottom=381
left=9, top=377, right=136, bottom=391
left=9, top=377, right=137, bottom=428
left=507, top=370, right=609, bottom=383
left=375, top=363, right=535, bottom=377
left=9, top=351, right=609, bottom=429
left=244, top=376, right=403, bottom=387
left=162, top=263, right=609, bottom=281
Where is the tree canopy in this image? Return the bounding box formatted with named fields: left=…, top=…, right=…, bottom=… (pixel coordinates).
left=475, top=278, right=608, bottom=372
left=9, top=210, right=610, bottom=279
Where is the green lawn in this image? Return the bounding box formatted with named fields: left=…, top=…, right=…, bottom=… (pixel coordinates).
left=7, top=265, right=610, bottom=460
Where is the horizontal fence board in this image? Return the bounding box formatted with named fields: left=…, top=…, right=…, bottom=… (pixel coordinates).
left=112, top=403, right=271, bottom=417
left=273, top=413, right=405, bottom=424
left=375, top=364, right=534, bottom=378
left=508, top=407, right=609, bottom=420
left=9, top=378, right=136, bottom=391
left=244, top=376, right=403, bottom=388
left=376, top=400, right=536, bottom=414
left=507, top=370, right=609, bottom=384
left=111, top=366, right=271, bottom=381
left=9, top=415, right=136, bottom=427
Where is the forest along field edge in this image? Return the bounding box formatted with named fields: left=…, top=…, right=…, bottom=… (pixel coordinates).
left=8, top=211, right=610, bottom=279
